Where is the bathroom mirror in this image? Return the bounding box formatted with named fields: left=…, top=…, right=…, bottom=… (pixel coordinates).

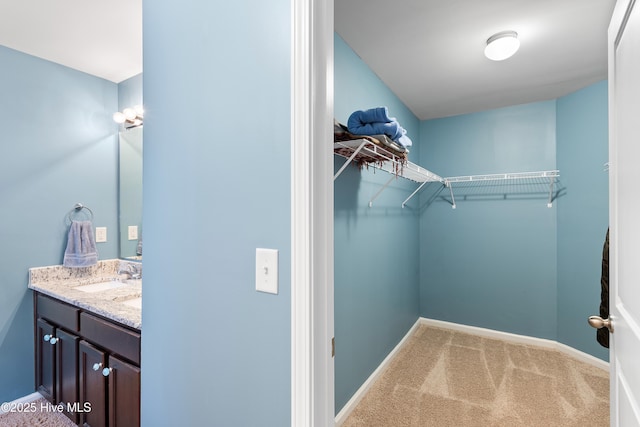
left=119, top=127, right=143, bottom=259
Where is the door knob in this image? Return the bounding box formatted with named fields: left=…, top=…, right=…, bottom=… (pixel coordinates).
left=588, top=316, right=614, bottom=333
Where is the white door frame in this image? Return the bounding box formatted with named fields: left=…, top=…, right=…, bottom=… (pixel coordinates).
left=291, top=0, right=335, bottom=426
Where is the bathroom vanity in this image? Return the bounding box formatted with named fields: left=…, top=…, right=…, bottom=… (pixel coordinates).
left=29, top=260, right=141, bottom=427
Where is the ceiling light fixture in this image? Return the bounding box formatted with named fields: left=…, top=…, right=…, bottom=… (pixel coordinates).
left=484, top=31, right=520, bottom=61
left=113, top=105, right=144, bottom=129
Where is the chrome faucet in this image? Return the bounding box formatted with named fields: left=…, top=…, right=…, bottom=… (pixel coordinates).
left=118, top=263, right=142, bottom=280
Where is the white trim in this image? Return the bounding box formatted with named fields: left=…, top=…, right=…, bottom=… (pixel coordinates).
left=291, top=0, right=334, bottom=425
left=0, top=392, right=43, bottom=414
left=419, top=318, right=609, bottom=371
left=335, top=319, right=421, bottom=426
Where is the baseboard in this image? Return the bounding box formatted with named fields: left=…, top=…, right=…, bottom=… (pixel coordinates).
left=334, top=318, right=421, bottom=426
left=419, top=317, right=609, bottom=371
left=0, top=392, right=43, bottom=414
left=334, top=316, right=610, bottom=425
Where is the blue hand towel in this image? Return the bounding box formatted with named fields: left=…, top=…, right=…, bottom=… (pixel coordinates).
left=63, top=220, right=98, bottom=268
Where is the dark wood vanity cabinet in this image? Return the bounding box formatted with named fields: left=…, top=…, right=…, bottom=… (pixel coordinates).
left=35, top=298, right=80, bottom=423
left=35, top=318, right=56, bottom=402
left=78, top=346, right=140, bottom=427
left=34, top=293, right=140, bottom=427
left=107, top=353, right=141, bottom=427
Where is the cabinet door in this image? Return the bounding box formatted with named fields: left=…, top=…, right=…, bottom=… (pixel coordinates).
left=35, top=318, right=56, bottom=402
left=79, top=340, right=107, bottom=427
left=108, top=355, right=140, bottom=427
left=56, top=328, right=79, bottom=424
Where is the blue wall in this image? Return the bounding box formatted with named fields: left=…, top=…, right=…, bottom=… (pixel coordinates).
left=142, top=1, right=291, bottom=426
left=334, top=34, right=422, bottom=413
left=557, top=81, right=609, bottom=361
left=419, top=102, right=559, bottom=339
left=118, top=73, right=143, bottom=112
left=0, top=46, right=119, bottom=402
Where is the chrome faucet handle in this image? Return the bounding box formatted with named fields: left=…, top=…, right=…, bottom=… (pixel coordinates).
left=118, top=263, right=142, bottom=279
left=117, top=269, right=132, bottom=278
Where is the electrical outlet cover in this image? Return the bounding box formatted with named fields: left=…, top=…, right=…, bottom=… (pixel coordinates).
left=95, top=227, right=107, bottom=243
left=128, top=225, right=138, bottom=240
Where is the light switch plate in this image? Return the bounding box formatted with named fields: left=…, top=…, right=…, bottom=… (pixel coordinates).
left=128, top=225, right=138, bottom=240
left=256, top=248, right=278, bottom=294
left=95, top=227, right=107, bottom=243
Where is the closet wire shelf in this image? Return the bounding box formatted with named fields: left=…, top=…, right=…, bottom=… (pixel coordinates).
left=334, top=139, right=559, bottom=209
left=444, top=170, right=560, bottom=209
left=334, top=139, right=444, bottom=208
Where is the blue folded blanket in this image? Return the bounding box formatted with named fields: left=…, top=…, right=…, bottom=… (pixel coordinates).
left=350, top=106, right=393, bottom=124
left=347, top=107, right=412, bottom=148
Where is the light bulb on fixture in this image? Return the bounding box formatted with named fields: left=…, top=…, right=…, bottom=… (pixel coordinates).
left=113, top=105, right=144, bottom=129
left=123, top=108, right=137, bottom=121
left=112, top=111, right=126, bottom=124
left=133, top=105, right=144, bottom=117
left=484, top=31, right=520, bottom=61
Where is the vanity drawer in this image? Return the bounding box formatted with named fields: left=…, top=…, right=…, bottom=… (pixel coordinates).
left=80, top=313, right=140, bottom=365
left=36, top=294, right=79, bottom=332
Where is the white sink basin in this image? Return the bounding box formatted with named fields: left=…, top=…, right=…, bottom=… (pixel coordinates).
left=74, top=281, right=129, bottom=293
left=121, top=297, right=142, bottom=309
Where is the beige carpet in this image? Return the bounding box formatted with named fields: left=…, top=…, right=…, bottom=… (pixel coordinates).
left=0, top=398, right=77, bottom=427
left=342, top=325, right=609, bottom=427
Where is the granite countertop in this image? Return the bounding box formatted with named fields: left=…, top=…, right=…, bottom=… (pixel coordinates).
left=28, top=260, right=142, bottom=330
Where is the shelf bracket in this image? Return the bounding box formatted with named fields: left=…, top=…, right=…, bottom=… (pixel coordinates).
left=547, top=177, right=554, bottom=208
left=334, top=140, right=367, bottom=181
left=447, top=182, right=457, bottom=209
left=369, top=175, right=396, bottom=207
left=401, top=180, right=431, bottom=208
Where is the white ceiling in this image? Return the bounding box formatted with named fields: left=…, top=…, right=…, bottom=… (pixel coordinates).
left=0, top=0, right=141, bottom=83
left=0, top=1, right=615, bottom=118
left=336, top=0, right=616, bottom=120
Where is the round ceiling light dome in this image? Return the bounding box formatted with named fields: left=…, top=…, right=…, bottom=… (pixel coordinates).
left=484, top=31, right=520, bottom=61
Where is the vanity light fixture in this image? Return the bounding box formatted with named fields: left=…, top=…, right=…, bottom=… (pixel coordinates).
left=113, top=105, right=144, bottom=129
left=484, top=31, right=520, bottom=61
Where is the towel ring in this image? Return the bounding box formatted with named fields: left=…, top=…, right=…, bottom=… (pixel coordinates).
left=67, top=203, right=94, bottom=224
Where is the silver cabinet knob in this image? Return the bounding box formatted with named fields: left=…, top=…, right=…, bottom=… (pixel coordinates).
left=43, top=334, right=51, bottom=342
left=49, top=337, right=58, bottom=345
left=588, top=315, right=614, bottom=333
left=102, top=367, right=112, bottom=377
left=93, top=363, right=103, bottom=371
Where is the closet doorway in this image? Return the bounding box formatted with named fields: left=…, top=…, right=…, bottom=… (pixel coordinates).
left=293, top=1, right=640, bottom=426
